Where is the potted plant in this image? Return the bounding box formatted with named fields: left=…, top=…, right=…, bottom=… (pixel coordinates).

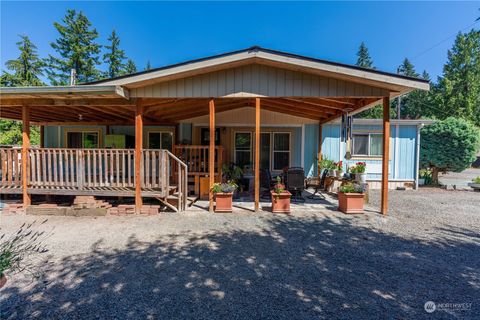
left=468, top=177, right=480, bottom=192
left=271, top=176, right=292, bottom=213
left=211, top=181, right=238, bottom=212
left=350, top=162, right=367, bottom=183
left=222, top=163, right=244, bottom=197
left=334, top=161, right=343, bottom=178
left=319, top=157, right=336, bottom=177
left=338, top=182, right=365, bottom=214
left=1, top=222, right=48, bottom=289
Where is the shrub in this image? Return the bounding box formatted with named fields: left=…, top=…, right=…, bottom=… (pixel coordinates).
left=420, top=118, right=480, bottom=184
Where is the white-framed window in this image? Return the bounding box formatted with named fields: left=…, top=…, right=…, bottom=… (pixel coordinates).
left=234, top=132, right=252, bottom=168
left=352, top=133, right=383, bottom=156
left=148, top=131, right=173, bottom=150
left=272, top=132, right=290, bottom=170
left=66, top=130, right=100, bottom=148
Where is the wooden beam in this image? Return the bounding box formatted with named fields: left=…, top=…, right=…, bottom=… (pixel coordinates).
left=260, top=103, right=325, bottom=121
left=265, top=98, right=335, bottom=115
left=255, top=98, right=260, bottom=212
left=22, top=106, right=31, bottom=206
left=135, top=104, right=144, bottom=214
left=209, top=99, right=215, bottom=213
left=381, top=97, right=390, bottom=215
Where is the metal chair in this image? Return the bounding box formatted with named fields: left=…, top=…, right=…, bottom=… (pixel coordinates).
left=306, top=169, right=328, bottom=200
left=260, top=169, right=275, bottom=199
left=286, top=167, right=305, bottom=202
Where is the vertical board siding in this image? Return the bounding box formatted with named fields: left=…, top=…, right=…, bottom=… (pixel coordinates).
left=130, top=64, right=391, bottom=98
left=304, top=124, right=319, bottom=177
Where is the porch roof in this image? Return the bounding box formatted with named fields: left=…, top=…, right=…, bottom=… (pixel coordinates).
left=0, top=47, right=429, bottom=125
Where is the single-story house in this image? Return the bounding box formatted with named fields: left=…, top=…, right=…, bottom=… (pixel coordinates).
left=0, top=46, right=430, bottom=214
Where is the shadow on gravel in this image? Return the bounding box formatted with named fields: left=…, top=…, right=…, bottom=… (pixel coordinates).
left=2, top=215, right=479, bottom=319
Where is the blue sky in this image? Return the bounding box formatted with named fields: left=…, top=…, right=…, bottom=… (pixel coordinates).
left=1, top=1, right=479, bottom=83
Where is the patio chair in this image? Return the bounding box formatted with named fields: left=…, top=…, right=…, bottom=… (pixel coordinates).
left=306, top=169, right=328, bottom=200
left=286, top=167, right=305, bottom=202
left=260, top=169, right=275, bottom=199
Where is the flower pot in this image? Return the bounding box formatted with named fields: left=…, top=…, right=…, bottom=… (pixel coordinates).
left=0, top=274, right=6, bottom=289
left=355, top=173, right=367, bottom=184
left=336, top=170, right=343, bottom=178
left=214, top=192, right=233, bottom=212
left=271, top=190, right=292, bottom=214
left=338, top=192, right=364, bottom=214
left=328, top=169, right=336, bottom=177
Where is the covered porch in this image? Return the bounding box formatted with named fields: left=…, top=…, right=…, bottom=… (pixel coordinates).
left=0, top=47, right=429, bottom=214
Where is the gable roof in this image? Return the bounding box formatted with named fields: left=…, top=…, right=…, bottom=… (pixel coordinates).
left=87, top=46, right=429, bottom=94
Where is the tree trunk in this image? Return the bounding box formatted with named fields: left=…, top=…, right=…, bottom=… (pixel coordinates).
left=431, top=167, right=440, bottom=185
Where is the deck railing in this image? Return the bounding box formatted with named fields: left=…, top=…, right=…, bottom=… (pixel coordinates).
left=0, top=148, right=188, bottom=211
left=173, top=145, right=223, bottom=177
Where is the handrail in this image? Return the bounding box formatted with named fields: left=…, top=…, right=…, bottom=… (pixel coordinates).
left=164, top=150, right=188, bottom=212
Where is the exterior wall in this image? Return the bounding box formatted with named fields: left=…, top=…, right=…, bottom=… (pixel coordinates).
left=130, top=64, right=391, bottom=98
left=302, top=123, right=419, bottom=186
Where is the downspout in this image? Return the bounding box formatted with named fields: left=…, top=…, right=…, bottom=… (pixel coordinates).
left=415, top=123, right=424, bottom=190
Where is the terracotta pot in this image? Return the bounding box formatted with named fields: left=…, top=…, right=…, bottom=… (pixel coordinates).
left=214, top=192, right=233, bottom=212
left=0, top=274, right=6, bottom=289
left=338, top=192, right=364, bottom=214
left=271, top=190, right=292, bottom=214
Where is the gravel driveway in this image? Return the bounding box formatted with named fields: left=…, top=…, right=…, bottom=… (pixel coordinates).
left=1, top=188, right=479, bottom=319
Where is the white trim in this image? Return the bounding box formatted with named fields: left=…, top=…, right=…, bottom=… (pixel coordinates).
left=330, top=118, right=436, bottom=126
left=192, top=123, right=302, bottom=128
left=394, top=123, right=400, bottom=180
left=415, top=124, right=423, bottom=190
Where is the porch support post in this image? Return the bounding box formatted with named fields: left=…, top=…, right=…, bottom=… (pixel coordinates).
left=254, top=98, right=260, bottom=212
left=318, top=121, right=322, bottom=175
left=135, top=104, right=144, bottom=214
left=22, top=106, right=31, bottom=206
left=209, top=99, right=215, bottom=213
left=381, top=97, right=390, bottom=215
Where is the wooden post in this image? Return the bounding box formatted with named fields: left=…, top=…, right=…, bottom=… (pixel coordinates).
left=209, top=99, right=215, bottom=213
left=135, top=104, right=144, bottom=214
left=318, top=121, right=323, bottom=176
left=255, top=98, right=260, bottom=212
left=381, top=97, right=390, bottom=215
left=22, top=106, right=31, bottom=206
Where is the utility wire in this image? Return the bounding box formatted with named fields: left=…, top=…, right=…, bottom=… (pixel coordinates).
left=410, top=20, right=479, bottom=61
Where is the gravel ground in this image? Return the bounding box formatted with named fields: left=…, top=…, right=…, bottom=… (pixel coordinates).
left=1, top=188, right=479, bottom=319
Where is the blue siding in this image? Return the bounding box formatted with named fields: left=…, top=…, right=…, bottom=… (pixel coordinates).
left=304, top=124, right=319, bottom=177
left=292, top=127, right=302, bottom=167
left=302, top=123, right=419, bottom=181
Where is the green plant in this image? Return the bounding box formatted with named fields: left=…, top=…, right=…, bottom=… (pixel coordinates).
left=319, top=157, right=335, bottom=170
left=1, top=221, right=48, bottom=278
left=420, top=118, right=480, bottom=184
left=472, top=177, right=480, bottom=184
left=349, top=162, right=366, bottom=174
left=273, top=176, right=285, bottom=194
left=419, top=169, right=433, bottom=185
left=222, top=163, right=243, bottom=184
left=210, top=181, right=238, bottom=194
left=339, top=182, right=364, bottom=194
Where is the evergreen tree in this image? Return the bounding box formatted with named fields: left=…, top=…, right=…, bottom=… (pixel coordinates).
left=397, top=58, right=419, bottom=78
left=124, top=59, right=137, bottom=75
left=145, top=61, right=152, bottom=71
left=401, top=70, right=433, bottom=119
left=356, top=42, right=375, bottom=69
left=103, top=30, right=127, bottom=78
left=432, top=30, right=480, bottom=126
left=46, top=9, right=101, bottom=85
left=3, top=35, right=44, bottom=86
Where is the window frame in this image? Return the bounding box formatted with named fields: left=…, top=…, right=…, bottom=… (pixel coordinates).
left=64, top=129, right=102, bottom=148
left=352, top=133, right=383, bottom=157
left=146, top=129, right=175, bottom=150
left=272, top=132, right=291, bottom=171
left=234, top=131, right=253, bottom=167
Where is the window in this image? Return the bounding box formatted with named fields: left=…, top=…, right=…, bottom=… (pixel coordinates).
left=148, top=131, right=173, bottom=150
left=66, top=131, right=99, bottom=148
left=234, top=132, right=252, bottom=168
left=352, top=133, right=383, bottom=156
left=260, top=133, right=270, bottom=170
left=272, top=133, right=290, bottom=170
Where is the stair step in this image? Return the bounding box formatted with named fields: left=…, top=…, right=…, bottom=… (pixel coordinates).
left=167, top=194, right=198, bottom=207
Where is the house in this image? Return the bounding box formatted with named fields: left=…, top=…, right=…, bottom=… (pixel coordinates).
left=0, top=46, right=429, bottom=214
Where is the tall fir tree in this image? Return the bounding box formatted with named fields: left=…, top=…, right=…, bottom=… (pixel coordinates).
left=401, top=70, right=433, bottom=119
left=432, top=30, right=480, bottom=126
left=0, top=35, right=43, bottom=145
left=124, top=59, right=137, bottom=75
left=2, top=35, right=44, bottom=86
left=46, top=9, right=101, bottom=85
left=397, top=58, right=419, bottom=78
left=145, top=60, right=152, bottom=71
left=356, top=42, right=375, bottom=69
left=103, top=30, right=127, bottom=78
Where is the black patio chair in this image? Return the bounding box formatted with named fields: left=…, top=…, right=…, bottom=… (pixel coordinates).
left=306, top=169, right=328, bottom=200
left=286, top=167, right=305, bottom=202
left=260, top=169, right=276, bottom=199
